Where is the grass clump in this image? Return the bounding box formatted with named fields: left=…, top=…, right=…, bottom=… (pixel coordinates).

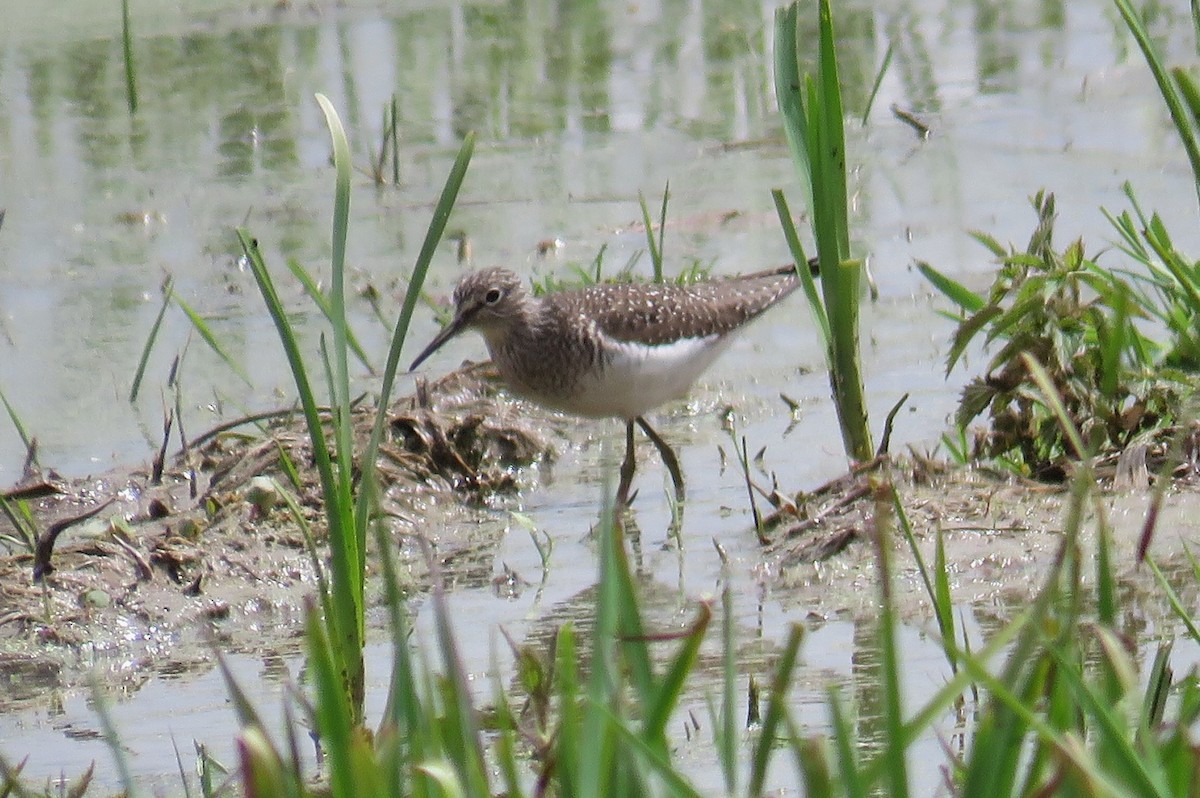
left=923, top=192, right=1196, bottom=480
left=773, top=0, right=873, bottom=464
left=235, top=94, right=473, bottom=727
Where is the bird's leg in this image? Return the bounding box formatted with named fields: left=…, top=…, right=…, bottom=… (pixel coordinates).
left=635, top=416, right=685, bottom=504
left=615, top=420, right=638, bottom=508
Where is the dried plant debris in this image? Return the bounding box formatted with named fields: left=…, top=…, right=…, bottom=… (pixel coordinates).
left=0, top=361, right=549, bottom=708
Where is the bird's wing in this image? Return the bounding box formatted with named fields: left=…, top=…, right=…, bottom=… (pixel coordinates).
left=550, top=267, right=800, bottom=346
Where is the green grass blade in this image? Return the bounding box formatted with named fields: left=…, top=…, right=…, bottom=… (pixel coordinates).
left=1095, top=499, right=1117, bottom=627
left=656, top=181, right=669, bottom=281
left=355, top=131, right=475, bottom=569
left=917, top=260, right=985, bottom=314
left=130, top=276, right=173, bottom=402
left=642, top=603, right=709, bottom=743
left=1043, top=641, right=1169, bottom=797
left=1147, top=558, right=1200, bottom=644
left=771, top=189, right=830, bottom=345
left=555, top=623, right=582, bottom=794
left=426, top=554, right=491, bottom=796
left=593, top=700, right=702, bottom=798
left=581, top=508, right=623, bottom=798
left=121, top=0, right=137, bottom=114
left=893, top=488, right=957, bottom=671
left=826, top=689, right=866, bottom=798
left=285, top=258, right=375, bottom=375
left=815, top=0, right=849, bottom=255
left=637, top=189, right=663, bottom=281
left=314, top=92, right=361, bottom=574
left=861, top=41, right=894, bottom=125
left=718, top=575, right=737, bottom=794
left=0, top=494, right=37, bottom=554
left=90, top=676, right=138, bottom=797
left=1021, top=353, right=1088, bottom=458
left=932, top=525, right=957, bottom=668
left=748, top=623, right=804, bottom=797
left=170, top=735, right=194, bottom=798
left=870, top=484, right=909, bottom=798
left=304, top=604, right=358, bottom=798
left=391, top=94, right=401, bottom=185
left=1114, top=0, right=1200, bottom=210
left=170, top=291, right=253, bottom=387
left=775, top=0, right=872, bottom=462
left=859, top=589, right=1044, bottom=785
left=773, top=3, right=812, bottom=198
left=237, top=230, right=360, bottom=718
left=0, top=389, right=34, bottom=462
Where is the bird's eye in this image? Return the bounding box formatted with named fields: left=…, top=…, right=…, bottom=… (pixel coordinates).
left=484, top=288, right=503, bottom=305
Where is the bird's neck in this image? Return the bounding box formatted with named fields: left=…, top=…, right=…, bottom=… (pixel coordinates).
left=480, top=297, right=543, bottom=355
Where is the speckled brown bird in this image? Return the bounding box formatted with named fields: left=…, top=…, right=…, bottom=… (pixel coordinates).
left=409, top=265, right=801, bottom=506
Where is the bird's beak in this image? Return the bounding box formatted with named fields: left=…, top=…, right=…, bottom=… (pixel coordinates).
left=409, top=310, right=471, bottom=371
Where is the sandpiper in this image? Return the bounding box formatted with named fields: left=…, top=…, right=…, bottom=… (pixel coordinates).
left=409, top=266, right=801, bottom=506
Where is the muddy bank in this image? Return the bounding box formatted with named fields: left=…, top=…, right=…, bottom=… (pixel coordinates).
left=0, top=363, right=555, bottom=711
left=1, top=362, right=1197, bottom=713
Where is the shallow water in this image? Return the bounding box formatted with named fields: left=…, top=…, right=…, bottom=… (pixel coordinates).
left=1, top=0, right=1199, bottom=791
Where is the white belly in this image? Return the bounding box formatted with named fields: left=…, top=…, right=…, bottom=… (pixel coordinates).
left=554, top=334, right=735, bottom=420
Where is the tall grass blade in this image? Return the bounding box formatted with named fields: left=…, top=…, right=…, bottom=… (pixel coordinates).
left=1114, top=0, right=1200, bottom=210
left=748, top=623, right=804, bottom=797
left=130, top=276, right=173, bottom=402
left=1043, top=642, right=1168, bottom=796
left=391, top=94, right=401, bottom=185
left=425, top=547, right=490, bottom=797
left=285, top=258, right=375, bottom=375
left=581, top=506, right=624, bottom=798
left=1147, top=558, right=1200, bottom=644
left=826, top=690, right=866, bottom=798
left=861, top=42, right=894, bottom=125
left=355, top=131, right=474, bottom=573
left=238, top=230, right=362, bottom=720
left=771, top=189, right=830, bottom=344
left=641, top=603, right=709, bottom=743
left=372, top=521, right=416, bottom=798
left=121, top=0, right=138, bottom=114
left=555, top=623, right=583, bottom=794
left=774, top=0, right=873, bottom=462
left=718, top=572, right=737, bottom=794
left=305, top=603, right=358, bottom=798
left=313, top=92, right=360, bottom=575
left=870, top=481, right=909, bottom=798
left=655, top=181, right=669, bottom=281
left=637, top=186, right=666, bottom=281
left=596, top=702, right=702, bottom=798
left=90, top=677, right=137, bottom=797
left=171, top=733, right=194, bottom=798
left=0, top=390, right=34, bottom=464
left=1021, top=353, right=1088, bottom=458
left=171, top=291, right=253, bottom=387
left=893, top=488, right=958, bottom=672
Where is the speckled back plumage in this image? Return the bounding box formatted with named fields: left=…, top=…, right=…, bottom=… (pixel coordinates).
left=553, top=266, right=799, bottom=345
left=415, top=266, right=801, bottom=420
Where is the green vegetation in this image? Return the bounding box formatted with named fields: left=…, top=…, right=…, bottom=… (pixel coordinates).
left=120, top=0, right=137, bottom=114
left=212, top=2, right=1200, bottom=795
left=197, top=410, right=1200, bottom=798
left=235, top=95, right=473, bottom=725
left=6, top=1, right=1200, bottom=796
left=922, top=0, right=1200, bottom=480
left=922, top=192, right=1195, bottom=478
left=773, top=0, right=873, bottom=464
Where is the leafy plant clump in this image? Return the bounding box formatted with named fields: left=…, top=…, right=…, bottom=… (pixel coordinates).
left=924, top=192, right=1197, bottom=480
